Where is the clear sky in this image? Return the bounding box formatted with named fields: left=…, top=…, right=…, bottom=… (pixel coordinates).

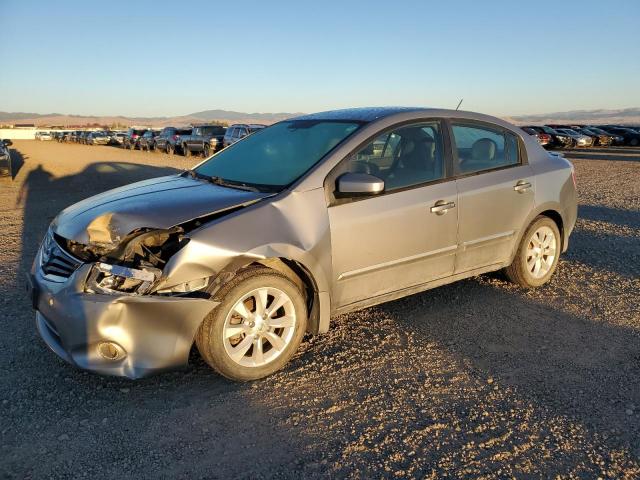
left=1, top=0, right=639, bottom=118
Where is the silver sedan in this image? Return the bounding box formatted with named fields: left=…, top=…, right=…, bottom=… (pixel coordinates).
left=29, top=107, right=577, bottom=380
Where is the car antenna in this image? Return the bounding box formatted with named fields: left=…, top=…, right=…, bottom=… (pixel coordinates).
left=455, top=98, right=464, bottom=111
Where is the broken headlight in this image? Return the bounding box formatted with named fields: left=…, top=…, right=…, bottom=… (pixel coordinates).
left=155, top=277, right=209, bottom=295
left=85, top=262, right=162, bottom=296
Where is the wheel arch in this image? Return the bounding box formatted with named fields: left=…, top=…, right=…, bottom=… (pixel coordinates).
left=205, top=253, right=330, bottom=336
left=510, top=204, right=566, bottom=264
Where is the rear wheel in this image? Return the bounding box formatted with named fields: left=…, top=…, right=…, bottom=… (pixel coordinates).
left=196, top=267, right=307, bottom=381
left=504, top=216, right=560, bottom=288
left=203, top=143, right=211, bottom=157
left=630, top=138, right=639, bottom=147
left=184, top=145, right=191, bottom=157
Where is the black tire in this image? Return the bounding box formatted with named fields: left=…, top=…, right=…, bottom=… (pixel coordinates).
left=203, top=143, right=211, bottom=157
left=195, top=267, right=307, bottom=381
left=184, top=145, right=191, bottom=157
left=166, top=144, right=174, bottom=155
left=504, top=216, right=561, bottom=288
left=630, top=138, right=639, bottom=147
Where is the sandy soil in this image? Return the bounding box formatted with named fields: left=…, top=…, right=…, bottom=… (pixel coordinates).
left=1, top=141, right=639, bottom=478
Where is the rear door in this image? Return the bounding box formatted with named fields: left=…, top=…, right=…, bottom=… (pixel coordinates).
left=449, top=121, right=534, bottom=273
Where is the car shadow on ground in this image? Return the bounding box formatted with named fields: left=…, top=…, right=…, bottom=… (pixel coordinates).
left=6, top=149, right=26, bottom=179
left=564, top=147, right=640, bottom=162
left=579, top=204, right=640, bottom=228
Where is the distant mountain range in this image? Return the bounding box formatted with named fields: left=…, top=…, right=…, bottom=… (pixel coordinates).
left=0, top=109, right=304, bottom=128
left=0, top=107, right=638, bottom=128
left=508, top=108, right=640, bottom=126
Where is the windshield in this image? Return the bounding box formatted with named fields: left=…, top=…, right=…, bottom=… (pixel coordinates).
left=540, top=126, right=557, bottom=134
left=194, top=120, right=361, bottom=190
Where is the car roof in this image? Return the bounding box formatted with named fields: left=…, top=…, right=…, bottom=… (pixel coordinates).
left=291, top=107, right=424, bottom=122
left=289, top=107, right=517, bottom=129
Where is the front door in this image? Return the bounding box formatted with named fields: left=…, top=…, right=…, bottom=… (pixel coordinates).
left=328, top=120, right=458, bottom=309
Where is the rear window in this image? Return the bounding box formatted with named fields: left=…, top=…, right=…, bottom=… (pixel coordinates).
left=200, top=126, right=226, bottom=135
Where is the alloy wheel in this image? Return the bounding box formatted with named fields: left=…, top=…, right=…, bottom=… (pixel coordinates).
left=222, top=287, right=296, bottom=367
left=526, top=225, right=557, bottom=279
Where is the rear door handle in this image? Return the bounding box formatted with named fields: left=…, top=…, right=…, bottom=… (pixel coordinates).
left=430, top=200, right=456, bottom=215
left=514, top=181, right=532, bottom=193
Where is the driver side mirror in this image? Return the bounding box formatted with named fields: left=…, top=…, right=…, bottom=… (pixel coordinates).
left=2, top=139, right=12, bottom=147
left=336, top=172, right=384, bottom=197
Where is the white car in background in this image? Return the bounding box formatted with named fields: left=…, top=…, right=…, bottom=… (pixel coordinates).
left=35, top=131, right=53, bottom=141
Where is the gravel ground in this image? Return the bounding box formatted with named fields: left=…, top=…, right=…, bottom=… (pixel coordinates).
left=1, top=141, right=639, bottom=479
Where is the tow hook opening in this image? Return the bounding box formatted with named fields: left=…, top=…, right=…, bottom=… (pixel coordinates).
left=97, top=341, right=126, bottom=361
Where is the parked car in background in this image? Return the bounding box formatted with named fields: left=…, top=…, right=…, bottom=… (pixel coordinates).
left=181, top=125, right=227, bottom=157
left=154, top=127, right=192, bottom=155
left=584, top=126, right=624, bottom=145
left=223, top=124, right=266, bottom=148
left=123, top=128, right=147, bottom=150
left=0, top=139, right=12, bottom=176
left=139, top=130, right=159, bottom=151
left=109, top=132, right=126, bottom=146
left=35, top=131, right=52, bottom=141
left=574, top=127, right=612, bottom=147
left=521, top=126, right=551, bottom=147
left=87, top=131, right=111, bottom=145
left=525, top=126, right=574, bottom=149
left=69, top=131, right=82, bottom=143
left=29, top=107, right=577, bottom=381
left=597, top=126, right=640, bottom=146
left=551, top=128, right=593, bottom=147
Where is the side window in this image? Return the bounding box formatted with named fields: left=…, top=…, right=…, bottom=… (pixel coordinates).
left=344, top=121, right=445, bottom=192
left=451, top=124, right=519, bottom=174
left=238, top=128, right=248, bottom=138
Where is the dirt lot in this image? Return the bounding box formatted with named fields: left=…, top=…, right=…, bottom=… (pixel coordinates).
left=1, top=141, right=639, bottom=478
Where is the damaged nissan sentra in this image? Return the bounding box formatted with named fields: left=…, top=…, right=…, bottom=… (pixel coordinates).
left=29, top=107, right=577, bottom=380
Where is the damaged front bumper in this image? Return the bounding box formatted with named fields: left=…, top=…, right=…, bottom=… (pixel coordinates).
left=29, top=251, right=218, bottom=379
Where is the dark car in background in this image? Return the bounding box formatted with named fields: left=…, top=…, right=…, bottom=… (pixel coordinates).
left=597, top=126, right=640, bottom=146
left=521, top=126, right=551, bottom=147
left=222, top=124, right=267, bottom=148
left=0, top=139, right=12, bottom=176
left=584, top=126, right=624, bottom=145
left=139, top=130, right=159, bottom=151
left=181, top=125, right=227, bottom=157
left=154, top=127, right=192, bottom=155
left=525, top=126, right=574, bottom=149
left=123, top=128, right=148, bottom=150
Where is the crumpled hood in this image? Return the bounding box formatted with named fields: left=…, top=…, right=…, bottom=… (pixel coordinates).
left=52, top=174, right=269, bottom=245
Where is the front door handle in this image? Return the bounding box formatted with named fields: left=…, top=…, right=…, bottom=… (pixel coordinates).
left=514, top=180, right=532, bottom=193
left=430, top=200, right=456, bottom=215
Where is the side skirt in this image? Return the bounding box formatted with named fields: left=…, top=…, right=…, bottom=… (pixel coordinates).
left=332, top=262, right=505, bottom=317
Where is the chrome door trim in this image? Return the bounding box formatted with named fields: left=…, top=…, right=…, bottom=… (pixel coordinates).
left=337, top=244, right=458, bottom=281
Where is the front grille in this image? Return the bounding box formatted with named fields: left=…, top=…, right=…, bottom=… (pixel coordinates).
left=40, top=231, right=82, bottom=278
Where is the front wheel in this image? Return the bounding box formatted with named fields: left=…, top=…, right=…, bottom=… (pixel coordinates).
left=203, top=143, right=211, bottom=157
left=196, top=267, right=307, bottom=381
left=166, top=144, right=174, bottom=155
left=504, top=216, right=561, bottom=288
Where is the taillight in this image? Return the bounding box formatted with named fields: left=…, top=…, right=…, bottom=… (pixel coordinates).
left=173, top=135, right=178, bottom=141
